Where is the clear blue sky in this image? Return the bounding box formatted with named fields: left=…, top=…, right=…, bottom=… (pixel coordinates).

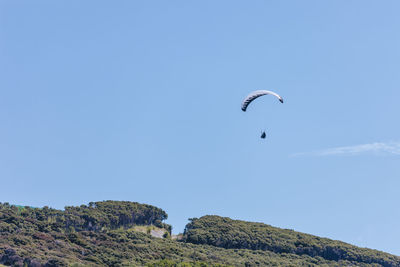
left=1, top=0, right=400, bottom=255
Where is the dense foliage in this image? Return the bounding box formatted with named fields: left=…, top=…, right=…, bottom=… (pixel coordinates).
left=1, top=200, right=168, bottom=233
left=1, top=202, right=399, bottom=266
left=146, top=260, right=231, bottom=267
left=183, top=216, right=400, bottom=267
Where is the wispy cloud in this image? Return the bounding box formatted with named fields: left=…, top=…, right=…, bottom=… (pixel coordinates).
left=292, top=142, right=400, bottom=157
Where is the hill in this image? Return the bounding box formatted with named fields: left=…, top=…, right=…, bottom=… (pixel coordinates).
left=183, top=215, right=399, bottom=266
left=0, top=201, right=399, bottom=267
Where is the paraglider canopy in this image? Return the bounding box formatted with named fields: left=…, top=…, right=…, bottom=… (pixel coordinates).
left=241, top=90, right=283, bottom=112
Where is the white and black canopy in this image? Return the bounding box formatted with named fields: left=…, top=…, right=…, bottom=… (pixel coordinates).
left=241, top=90, right=283, bottom=112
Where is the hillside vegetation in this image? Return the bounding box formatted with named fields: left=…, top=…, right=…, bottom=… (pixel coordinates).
left=183, top=215, right=400, bottom=266
left=1, top=201, right=399, bottom=267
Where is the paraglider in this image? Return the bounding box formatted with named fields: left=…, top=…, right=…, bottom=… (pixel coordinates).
left=260, top=131, right=266, bottom=139
left=241, top=90, right=283, bottom=139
